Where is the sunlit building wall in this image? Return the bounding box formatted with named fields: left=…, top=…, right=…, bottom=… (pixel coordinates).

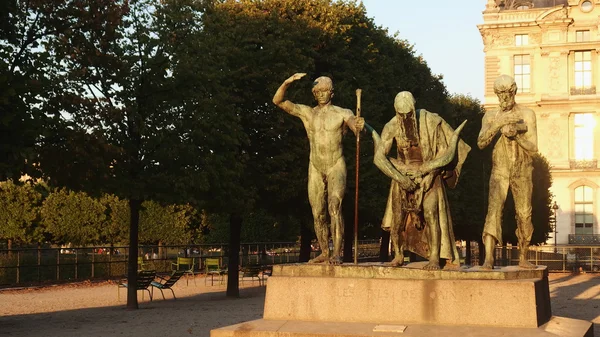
left=479, top=0, right=600, bottom=245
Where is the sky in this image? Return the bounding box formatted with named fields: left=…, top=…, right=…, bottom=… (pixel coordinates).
left=361, top=0, right=486, bottom=101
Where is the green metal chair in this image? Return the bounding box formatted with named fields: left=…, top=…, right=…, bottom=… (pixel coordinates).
left=239, top=264, right=265, bottom=286
left=117, top=270, right=156, bottom=301
left=171, top=257, right=196, bottom=285
left=137, top=256, right=150, bottom=271
left=150, top=270, right=185, bottom=300
left=205, top=258, right=226, bottom=286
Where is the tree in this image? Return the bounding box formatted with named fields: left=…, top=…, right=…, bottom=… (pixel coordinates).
left=41, top=189, right=105, bottom=246
left=445, top=94, right=490, bottom=263
left=139, top=201, right=194, bottom=246
left=0, top=1, right=66, bottom=180
left=200, top=0, right=450, bottom=268
left=34, top=0, right=244, bottom=309
left=0, top=181, right=44, bottom=250
left=99, top=194, right=129, bottom=246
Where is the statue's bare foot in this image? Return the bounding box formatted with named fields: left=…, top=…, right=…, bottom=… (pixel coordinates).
left=480, top=260, right=494, bottom=270
left=519, top=259, right=537, bottom=269
left=423, top=261, right=441, bottom=270
left=329, top=256, right=343, bottom=265
left=387, top=256, right=404, bottom=267
left=308, top=254, right=329, bottom=264
left=443, top=263, right=460, bottom=271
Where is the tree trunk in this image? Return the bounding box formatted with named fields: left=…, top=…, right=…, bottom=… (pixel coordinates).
left=7, top=239, right=12, bottom=258
left=379, top=229, right=390, bottom=262
left=299, top=219, right=312, bottom=262
left=226, top=212, right=242, bottom=298
left=465, top=240, right=472, bottom=266
left=126, top=198, right=141, bottom=310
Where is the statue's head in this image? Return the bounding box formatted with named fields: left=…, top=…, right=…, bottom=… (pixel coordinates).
left=394, top=91, right=416, bottom=119
left=312, top=76, right=333, bottom=105
left=494, top=75, right=517, bottom=112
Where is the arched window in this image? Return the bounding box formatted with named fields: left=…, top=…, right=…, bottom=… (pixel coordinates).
left=574, top=186, right=594, bottom=234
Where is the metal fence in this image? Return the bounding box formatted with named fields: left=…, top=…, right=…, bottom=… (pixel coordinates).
left=1, top=242, right=597, bottom=288
left=487, top=245, right=600, bottom=272
left=0, top=240, right=381, bottom=287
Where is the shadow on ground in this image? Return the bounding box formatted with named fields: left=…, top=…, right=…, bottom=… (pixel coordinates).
left=548, top=272, right=600, bottom=337
left=0, top=285, right=266, bottom=337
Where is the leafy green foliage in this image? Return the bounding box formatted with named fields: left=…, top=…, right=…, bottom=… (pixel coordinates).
left=139, top=201, right=195, bottom=245
left=0, top=0, right=131, bottom=181
left=445, top=94, right=490, bottom=242
left=99, top=194, right=129, bottom=245
left=24, top=0, right=247, bottom=306
left=201, top=0, right=450, bottom=241
left=41, top=189, right=105, bottom=246
left=0, top=181, right=44, bottom=245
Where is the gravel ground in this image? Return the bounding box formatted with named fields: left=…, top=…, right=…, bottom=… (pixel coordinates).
left=0, top=273, right=598, bottom=337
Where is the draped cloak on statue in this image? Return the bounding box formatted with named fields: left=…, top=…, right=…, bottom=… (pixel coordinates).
left=381, top=109, right=471, bottom=264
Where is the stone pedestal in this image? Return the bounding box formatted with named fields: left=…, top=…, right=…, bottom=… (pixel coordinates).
left=211, top=263, right=594, bottom=337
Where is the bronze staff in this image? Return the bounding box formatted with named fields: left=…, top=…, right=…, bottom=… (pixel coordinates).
left=354, top=89, right=362, bottom=264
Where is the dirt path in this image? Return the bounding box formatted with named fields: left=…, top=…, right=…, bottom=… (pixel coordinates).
left=0, top=273, right=598, bottom=337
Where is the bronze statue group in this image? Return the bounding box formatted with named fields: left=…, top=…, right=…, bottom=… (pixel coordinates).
left=273, top=73, right=537, bottom=270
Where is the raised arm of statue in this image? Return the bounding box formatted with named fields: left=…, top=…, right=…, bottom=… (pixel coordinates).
left=372, top=121, right=416, bottom=191
left=272, top=73, right=309, bottom=118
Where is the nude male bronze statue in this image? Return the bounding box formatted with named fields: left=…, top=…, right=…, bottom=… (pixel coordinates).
left=273, top=73, right=364, bottom=264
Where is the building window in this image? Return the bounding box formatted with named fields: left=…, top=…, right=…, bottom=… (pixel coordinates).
left=574, top=113, right=595, bottom=160
left=576, top=30, right=590, bottom=42
left=515, top=34, right=528, bottom=46
left=514, top=54, right=530, bottom=93
left=574, top=186, right=594, bottom=235
left=574, top=51, right=592, bottom=89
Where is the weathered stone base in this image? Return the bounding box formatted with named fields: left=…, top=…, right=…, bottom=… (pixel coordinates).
left=264, top=264, right=552, bottom=328
left=210, top=317, right=594, bottom=337
left=210, top=263, right=593, bottom=337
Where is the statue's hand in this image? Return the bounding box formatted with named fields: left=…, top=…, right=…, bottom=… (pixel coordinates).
left=355, top=117, right=365, bottom=132
left=502, top=124, right=518, bottom=138
left=420, top=173, right=436, bottom=193
left=285, top=73, right=307, bottom=84
left=401, top=179, right=418, bottom=192
left=514, top=122, right=528, bottom=133
left=496, top=114, right=523, bottom=128
left=405, top=168, right=425, bottom=179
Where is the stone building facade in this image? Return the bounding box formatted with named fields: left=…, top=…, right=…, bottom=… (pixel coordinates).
left=479, top=0, right=600, bottom=245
